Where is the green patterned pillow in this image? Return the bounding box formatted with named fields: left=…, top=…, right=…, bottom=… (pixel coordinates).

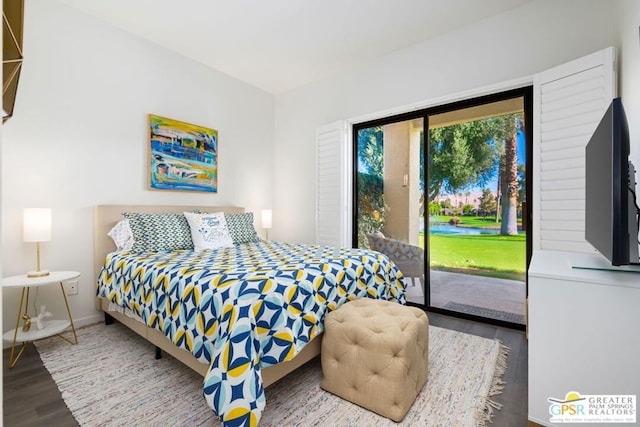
left=224, top=212, right=261, bottom=244
left=122, top=212, right=194, bottom=252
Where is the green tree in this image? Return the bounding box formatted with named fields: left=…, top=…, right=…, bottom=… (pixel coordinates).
left=429, top=202, right=442, bottom=216
left=428, top=120, right=498, bottom=203
left=356, top=126, right=385, bottom=247
left=440, top=198, right=452, bottom=209
left=357, top=173, right=386, bottom=247
left=358, top=126, right=383, bottom=176
left=478, top=188, right=496, bottom=220
left=428, top=113, right=523, bottom=217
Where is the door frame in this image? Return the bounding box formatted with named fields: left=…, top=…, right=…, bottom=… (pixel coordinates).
left=352, top=86, right=532, bottom=330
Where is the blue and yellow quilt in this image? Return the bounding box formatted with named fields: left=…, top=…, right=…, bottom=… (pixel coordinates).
left=97, top=241, right=405, bottom=426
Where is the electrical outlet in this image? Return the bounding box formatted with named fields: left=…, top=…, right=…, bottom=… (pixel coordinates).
left=65, top=280, right=78, bottom=295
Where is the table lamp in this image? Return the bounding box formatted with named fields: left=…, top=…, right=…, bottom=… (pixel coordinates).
left=23, top=208, right=52, bottom=277
left=261, top=209, right=272, bottom=240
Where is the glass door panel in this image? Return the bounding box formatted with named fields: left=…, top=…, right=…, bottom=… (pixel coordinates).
left=355, top=118, right=426, bottom=305
left=426, top=96, right=528, bottom=325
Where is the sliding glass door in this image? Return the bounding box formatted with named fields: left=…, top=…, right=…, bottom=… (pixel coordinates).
left=353, top=88, right=531, bottom=329
left=426, top=91, right=530, bottom=327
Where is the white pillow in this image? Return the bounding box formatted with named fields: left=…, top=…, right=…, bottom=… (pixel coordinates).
left=183, top=211, right=234, bottom=251
left=107, top=219, right=134, bottom=251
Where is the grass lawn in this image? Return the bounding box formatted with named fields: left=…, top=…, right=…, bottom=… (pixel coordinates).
left=431, top=215, right=522, bottom=229
left=426, top=233, right=526, bottom=281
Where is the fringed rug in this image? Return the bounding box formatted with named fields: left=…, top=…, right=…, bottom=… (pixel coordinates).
left=35, top=322, right=508, bottom=426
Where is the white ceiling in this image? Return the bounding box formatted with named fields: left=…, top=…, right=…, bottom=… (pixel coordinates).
left=57, top=0, right=532, bottom=94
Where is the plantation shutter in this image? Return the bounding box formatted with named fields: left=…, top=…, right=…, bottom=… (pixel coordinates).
left=532, top=47, right=616, bottom=253
left=316, top=121, right=350, bottom=247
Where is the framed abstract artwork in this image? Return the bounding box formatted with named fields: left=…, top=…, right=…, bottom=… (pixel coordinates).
left=148, top=114, right=218, bottom=193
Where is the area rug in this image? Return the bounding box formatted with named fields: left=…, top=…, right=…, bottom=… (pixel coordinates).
left=35, top=322, right=508, bottom=426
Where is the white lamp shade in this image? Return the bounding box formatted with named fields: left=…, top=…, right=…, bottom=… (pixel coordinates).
left=23, top=208, right=52, bottom=242
left=261, top=209, right=273, bottom=229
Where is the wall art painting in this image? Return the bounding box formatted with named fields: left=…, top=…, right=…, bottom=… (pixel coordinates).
left=148, top=114, right=218, bottom=193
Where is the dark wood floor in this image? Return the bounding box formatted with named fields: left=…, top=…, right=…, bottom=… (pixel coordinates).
left=3, top=342, right=79, bottom=427
left=3, top=312, right=527, bottom=426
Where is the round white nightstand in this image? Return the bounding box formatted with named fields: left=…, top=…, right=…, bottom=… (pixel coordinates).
left=2, top=270, right=80, bottom=368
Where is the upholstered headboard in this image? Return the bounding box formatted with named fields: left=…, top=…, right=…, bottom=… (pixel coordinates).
left=93, top=204, right=244, bottom=287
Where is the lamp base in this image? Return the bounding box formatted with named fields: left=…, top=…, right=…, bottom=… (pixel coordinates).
left=27, top=269, right=50, bottom=278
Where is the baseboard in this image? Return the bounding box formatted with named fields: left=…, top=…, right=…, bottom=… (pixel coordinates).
left=70, top=313, right=103, bottom=329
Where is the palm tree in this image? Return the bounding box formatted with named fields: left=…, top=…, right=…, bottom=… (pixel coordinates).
left=500, top=118, right=520, bottom=235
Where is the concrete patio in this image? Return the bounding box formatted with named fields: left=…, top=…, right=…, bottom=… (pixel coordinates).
left=404, top=269, right=526, bottom=324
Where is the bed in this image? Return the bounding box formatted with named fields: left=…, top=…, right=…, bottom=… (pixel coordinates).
left=94, top=205, right=406, bottom=426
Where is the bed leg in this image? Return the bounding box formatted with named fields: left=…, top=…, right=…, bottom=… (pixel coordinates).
left=104, top=313, right=114, bottom=325
left=155, top=346, right=162, bottom=360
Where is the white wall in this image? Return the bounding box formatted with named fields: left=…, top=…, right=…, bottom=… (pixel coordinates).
left=617, top=0, right=640, bottom=176
left=274, top=0, right=616, bottom=245
left=1, top=0, right=275, bottom=333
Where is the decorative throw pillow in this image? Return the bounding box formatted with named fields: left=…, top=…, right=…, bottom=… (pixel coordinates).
left=224, top=212, right=261, bottom=244
left=183, top=211, right=234, bottom=250
left=107, top=219, right=134, bottom=251
left=122, top=212, right=194, bottom=252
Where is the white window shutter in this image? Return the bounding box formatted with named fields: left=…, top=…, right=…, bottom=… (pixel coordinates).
left=533, top=47, right=616, bottom=253
left=316, top=121, right=350, bottom=247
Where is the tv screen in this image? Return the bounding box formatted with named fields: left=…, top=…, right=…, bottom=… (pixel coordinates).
left=585, top=97, right=639, bottom=266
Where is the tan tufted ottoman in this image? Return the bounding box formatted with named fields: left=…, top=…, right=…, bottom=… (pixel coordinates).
left=320, top=298, right=429, bottom=422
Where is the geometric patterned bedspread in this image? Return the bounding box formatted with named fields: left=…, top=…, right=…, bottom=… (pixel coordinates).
left=96, top=240, right=406, bottom=426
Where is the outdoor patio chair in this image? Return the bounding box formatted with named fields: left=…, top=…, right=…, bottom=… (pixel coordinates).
left=366, top=232, right=425, bottom=287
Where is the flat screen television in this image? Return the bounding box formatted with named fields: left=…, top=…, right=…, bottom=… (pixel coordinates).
left=585, top=97, right=639, bottom=266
